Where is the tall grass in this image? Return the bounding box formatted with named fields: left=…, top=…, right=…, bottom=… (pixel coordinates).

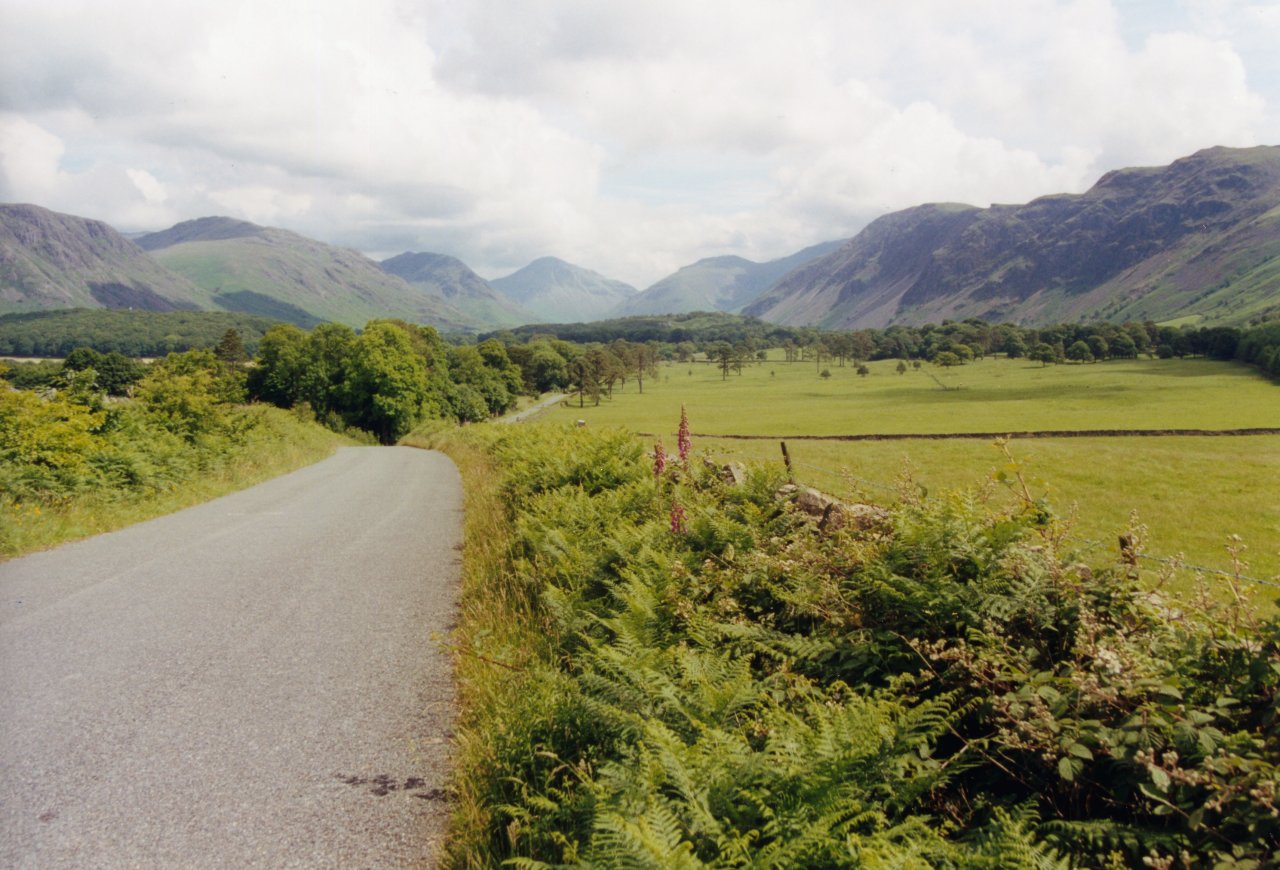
left=403, top=423, right=550, bottom=868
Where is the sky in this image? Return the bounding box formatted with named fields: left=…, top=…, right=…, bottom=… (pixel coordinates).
left=2, top=0, right=1278, bottom=289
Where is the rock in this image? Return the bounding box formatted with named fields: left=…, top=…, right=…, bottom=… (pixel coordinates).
left=794, top=487, right=836, bottom=518
left=819, top=502, right=892, bottom=534
left=720, top=462, right=747, bottom=486
left=777, top=484, right=891, bottom=535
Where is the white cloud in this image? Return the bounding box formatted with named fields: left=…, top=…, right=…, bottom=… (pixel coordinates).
left=0, top=0, right=1276, bottom=288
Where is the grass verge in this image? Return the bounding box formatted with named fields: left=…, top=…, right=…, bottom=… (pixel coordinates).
left=402, top=422, right=546, bottom=868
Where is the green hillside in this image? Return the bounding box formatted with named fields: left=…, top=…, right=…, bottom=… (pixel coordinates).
left=146, top=225, right=472, bottom=330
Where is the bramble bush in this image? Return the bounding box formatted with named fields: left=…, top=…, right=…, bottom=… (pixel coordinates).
left=442, top=421, right=1280, bottom=869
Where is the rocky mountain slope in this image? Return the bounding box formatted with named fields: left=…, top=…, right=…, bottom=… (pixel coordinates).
left=138, top=217, right=473, bottom=330
left=0, top=204, right=213, bottom=314
left=614, top=240, right=844, bottom=317
left=490, top=256, right=636, bottom=323
left=378, top=251, right=536, bottom=328
left=745, top=145, right=1280, bottom=328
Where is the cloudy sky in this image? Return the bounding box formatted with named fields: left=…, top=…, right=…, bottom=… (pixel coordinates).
left=2, top=0, right=1278, bottom=288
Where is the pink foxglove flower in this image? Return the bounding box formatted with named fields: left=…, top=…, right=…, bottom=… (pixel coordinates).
left=669, top=499, right=687, bottom=534
left=677, top=404, right=691, bottom=465
left=653, top=440, right=667, bottom=479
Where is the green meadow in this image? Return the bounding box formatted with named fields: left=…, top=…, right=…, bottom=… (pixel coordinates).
left=539, top=355, right=1280, bottom=589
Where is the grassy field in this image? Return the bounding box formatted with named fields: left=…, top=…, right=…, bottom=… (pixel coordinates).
left=539, top=355, right=1280, bottom=590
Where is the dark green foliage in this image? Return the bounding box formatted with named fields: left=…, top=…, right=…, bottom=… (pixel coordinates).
left=454, top=425, right=1280, bottom=868
left=1237, top=321, right=1280, bottom=378
left=486, top=311, right=806, bottom=347
left=246, top=319, right=520, bottom=440
left=0, top=308, right=282, bottom=356
left=61, top=347, right=146, bottom=395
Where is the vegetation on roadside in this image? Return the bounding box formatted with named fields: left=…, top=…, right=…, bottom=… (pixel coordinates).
left=0, top=349, right=348, bottom=557
left=428, top=419, right=1280, bottom=868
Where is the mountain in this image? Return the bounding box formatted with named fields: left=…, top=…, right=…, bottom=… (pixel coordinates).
left=138, top=217, right=473, bottom=330
left=490, top=256, right=637, bottom=323
left=614, top=240, right=845, bottom=317
left=0, top=203, right=214, bottom=315
left=745, top=145, right=1280, bottom=329
left=378, top=251, right=537, bottom=329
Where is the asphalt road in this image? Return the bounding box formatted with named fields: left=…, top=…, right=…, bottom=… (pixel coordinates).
left=0, top=446, right=462, bottom=868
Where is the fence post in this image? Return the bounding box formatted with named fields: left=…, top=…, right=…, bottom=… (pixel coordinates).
left=780, top=441, right=794, bottom=483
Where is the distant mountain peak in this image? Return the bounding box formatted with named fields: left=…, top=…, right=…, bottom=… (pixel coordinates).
left=613, top=240, right=844, bottom=318
left=491, top=257, right=636, bottom=323
left=379, top=250, right=536, bottom=328
left=135, top=216, right=266, bottom=251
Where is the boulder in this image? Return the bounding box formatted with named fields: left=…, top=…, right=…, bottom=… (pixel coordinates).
left=777, top=484, right=891, bottom=534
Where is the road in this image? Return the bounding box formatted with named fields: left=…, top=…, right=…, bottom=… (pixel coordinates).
left=498, top=392, right=567, bottom=423
left=0, top=446, right=462, bottom=868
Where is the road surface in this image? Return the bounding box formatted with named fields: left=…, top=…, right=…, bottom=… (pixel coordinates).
left=498, top=392, right=566, bottom=423
left=0, top=446, right=462, bottom=868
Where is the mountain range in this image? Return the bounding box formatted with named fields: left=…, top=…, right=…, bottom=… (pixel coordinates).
left=745, top=145, right=1280, bottom=328
left=2, top=145, right=1276, bottom=333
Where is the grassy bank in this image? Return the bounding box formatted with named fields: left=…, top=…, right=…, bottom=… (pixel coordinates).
left=1, top=403, right=350, bottom=558
left=418, top=419, right=1280, bottom=867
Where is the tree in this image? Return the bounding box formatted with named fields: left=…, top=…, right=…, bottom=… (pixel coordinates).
left=712, top=342, right=733, bottom=381
left=214, top=328, right=247, bottom=366
left=339, top=322, right=431, bottom=444
left=567, top=350, right=611, bottom=407
left=896, top=360, right=908, bottom=375
left=1066, top=340, right=1094, bottom=363
left=856, top=364, right=870, bottom=377
left=1029, top=343, right=1057, bottom=366
left=934, top=351, right=962, bottom=368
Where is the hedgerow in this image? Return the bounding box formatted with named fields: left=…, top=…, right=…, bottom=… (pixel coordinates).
left=440, top=421, right=1280, bottom=869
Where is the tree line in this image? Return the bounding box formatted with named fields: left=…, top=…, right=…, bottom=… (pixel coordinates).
left=0, top=308, right=281, bottom=357
left=6, top=316, right=1275, bottom=447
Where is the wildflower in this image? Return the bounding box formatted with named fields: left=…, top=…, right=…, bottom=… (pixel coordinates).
left=653, top=440, right=667, bottom=480
left=677, top=404, right=691, bottom=465
left=669, top=499, right=687, bottom=534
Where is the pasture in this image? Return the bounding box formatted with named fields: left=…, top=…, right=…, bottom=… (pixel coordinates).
left=541, top=355, right=1280, bottom=591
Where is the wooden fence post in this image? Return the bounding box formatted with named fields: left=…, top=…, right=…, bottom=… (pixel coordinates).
left=780, top=441, right=794, bottom=483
